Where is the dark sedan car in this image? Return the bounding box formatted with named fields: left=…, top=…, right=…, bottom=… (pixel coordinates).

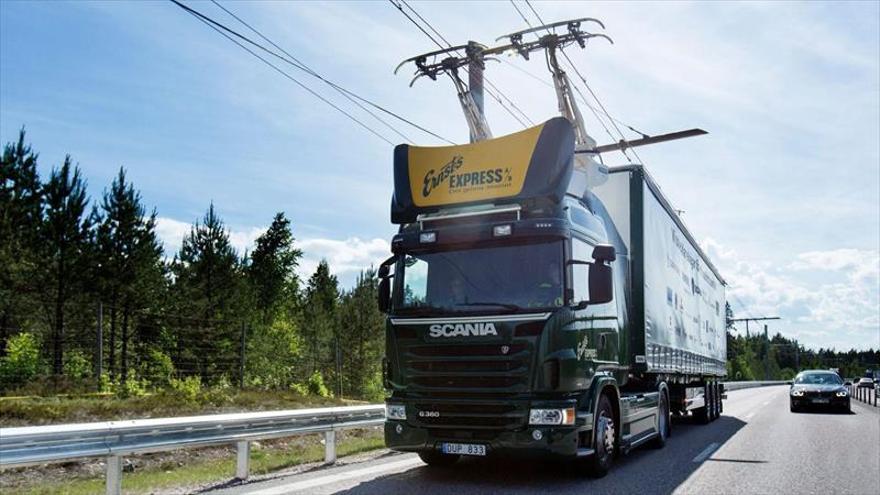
left=790, top=370, right=850, bottom=413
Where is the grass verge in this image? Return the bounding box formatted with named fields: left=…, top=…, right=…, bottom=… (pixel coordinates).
left=8, top=430, right=385, bottom=495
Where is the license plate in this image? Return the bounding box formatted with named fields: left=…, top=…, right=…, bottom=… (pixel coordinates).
left=441, top=442, right=487, bottom=456
left=812, top=398, right=829, bottom=404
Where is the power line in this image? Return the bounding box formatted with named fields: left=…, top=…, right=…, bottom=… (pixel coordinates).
left=171, top=0, right=453, bottom=145
left=209, top=0, right=421, bottom=144
left=390, top=0, right=535, bottom=128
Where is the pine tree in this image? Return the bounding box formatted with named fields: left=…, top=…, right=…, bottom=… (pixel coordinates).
left=0, top=129, right=43, bottom=352
left=94, top=168, right=165, bottom=381
left=300, top=261, right=339, bottom=384
left=171, top=204, right=244, bottom=382
left=248, top=212, right=302, bottom=323
left=39, top=156, right=92, bottom=376
left=337, top=269, right=385, bottom=398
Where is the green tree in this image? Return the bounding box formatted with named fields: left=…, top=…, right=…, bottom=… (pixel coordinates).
left=337, top=269, right=385, bottom=399
left=300, top=260, right=339, bottom=384
left=170, top=204, right=245, bottom=383
left=248, top=212, right=302, bottom=323
left=39, top=157, right=93, bottom=376
left=0, top=129, right=42, bottom=353
left=94, top=168, right=165, bottom=382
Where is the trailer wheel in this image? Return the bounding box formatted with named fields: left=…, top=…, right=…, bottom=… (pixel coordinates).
left=650, top=390, right=670, bottom=449
left=585, top=394, right=616, bottom=478
left=694, top=384, right=710, bottom=424
left=709, top=383, right=718, bottom=421
left=418, top=450, right=460, bottom=467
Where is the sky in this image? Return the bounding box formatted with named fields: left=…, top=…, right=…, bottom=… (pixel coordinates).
left=1, top=1, right=878, bottom=351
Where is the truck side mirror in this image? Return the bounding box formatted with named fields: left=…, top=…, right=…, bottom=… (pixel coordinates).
left=378, top=278, right=391, bottom=313
left=588, top=244, right=615, bottom=304
left=377, top=256, right=396, bottom=313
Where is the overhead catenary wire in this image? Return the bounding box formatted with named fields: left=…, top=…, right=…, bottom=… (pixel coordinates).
left=522, top=0, right=645, bottom=164
left=389, top=0, right=535, bottom=129
left=508, top=1, right=625, bottom=160
left=398, top=0, right=535, bottom=128
left=171, top=0, right=453, bottom=145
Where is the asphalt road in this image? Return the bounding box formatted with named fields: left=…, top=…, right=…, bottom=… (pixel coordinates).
left=210, top=386, right=880, bottom=495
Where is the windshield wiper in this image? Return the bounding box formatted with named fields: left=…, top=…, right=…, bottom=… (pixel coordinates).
left=457, top=302, right=523, bottom=312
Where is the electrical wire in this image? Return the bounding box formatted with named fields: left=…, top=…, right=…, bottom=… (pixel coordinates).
left=398, top=0, right=535, bottom=127
left=390, top=0, right=534, bottom=128
left=171, top=0, right=453, bottom=145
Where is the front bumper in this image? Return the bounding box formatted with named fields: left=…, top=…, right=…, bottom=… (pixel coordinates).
left=384, top=420, right=587, bottom=459
left=790, top=395, right=849, bottom=408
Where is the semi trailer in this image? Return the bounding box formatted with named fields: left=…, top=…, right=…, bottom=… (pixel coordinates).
left=377, top=18, right=726, bottom=476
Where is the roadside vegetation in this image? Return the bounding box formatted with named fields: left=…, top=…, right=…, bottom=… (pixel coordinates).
left=1, top=130, right=387, bottom=418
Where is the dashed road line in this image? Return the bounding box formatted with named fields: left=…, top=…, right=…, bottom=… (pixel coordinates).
left=243, top=456, right=424, bottom=495
left=692, top=442, right=720, bottom=463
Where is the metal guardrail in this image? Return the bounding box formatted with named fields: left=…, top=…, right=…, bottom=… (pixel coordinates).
left=723, top=380, right=789, bottom=391
left=0, top=404, right=385, bottom=494
left=0, top=380, right=790, bottom=494
left=848, top=382, right=879, bottom=407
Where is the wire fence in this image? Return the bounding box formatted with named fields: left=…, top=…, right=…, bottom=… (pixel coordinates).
left=0, top=302, right=247, bottom=394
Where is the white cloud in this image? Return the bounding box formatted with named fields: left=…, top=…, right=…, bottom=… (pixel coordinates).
left=155, top=217, right=267, bottom=257
left=156, top=216, right=390, bottom=287
left=704, top=238, right=880, bottom=351
left=297, top=237, right=391, bottom=286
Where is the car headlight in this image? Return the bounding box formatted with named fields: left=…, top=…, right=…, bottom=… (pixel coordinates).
left=791, top=389, right=805, bottom=397
left=836, top=391, right=848, bottom=397
left=386, top=404, right=406, bottom=421
left=529, top=407, right=576, bottom=425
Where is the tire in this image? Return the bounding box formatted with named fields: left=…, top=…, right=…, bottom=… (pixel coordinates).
left=650, top=390, right=670, bottom=449
left=418, top=450, right=460, bottom=467
left=708, top=383, right=717, bottom=421
left=585, top=394, right=616, bottom=478
left=694, top=384, right=710, bottom=424
left=712, top=382, right=721, bottom=420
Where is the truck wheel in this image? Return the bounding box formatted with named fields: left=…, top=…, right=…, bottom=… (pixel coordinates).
left=585, top=394, right=616, bottom=477
left=650, top=390, right=670, bottom=449
left=694, top=385, right=710, bottom=424
left=418, top=450, right=460, bottom=467
left=709, top=383, right=718, bottom=421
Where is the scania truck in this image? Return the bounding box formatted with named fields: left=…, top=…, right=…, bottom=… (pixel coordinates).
left=377, top=19, right=727, bottom=476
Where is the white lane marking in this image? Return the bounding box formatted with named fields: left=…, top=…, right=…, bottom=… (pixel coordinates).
left=244, top=457, right=424, bottom=495
left=761, top=401, right=771, bottom=406
left=744, top=412, right=755, bottom=420
left=692, top=442, right=720, bottom=463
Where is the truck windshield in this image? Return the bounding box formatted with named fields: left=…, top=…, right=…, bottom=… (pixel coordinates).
left=395, top=241, right=564, bottom=314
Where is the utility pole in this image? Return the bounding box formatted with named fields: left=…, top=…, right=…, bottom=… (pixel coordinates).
left=466, top=41, right=485, bottom=121
left=728, top=316, right=781, bottom=380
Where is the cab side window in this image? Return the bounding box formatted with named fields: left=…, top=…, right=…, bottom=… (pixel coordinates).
left=572, top=238, right=592, bottom=303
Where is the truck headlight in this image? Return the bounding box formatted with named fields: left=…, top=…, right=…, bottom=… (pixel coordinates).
left=836, top=391, right=848, bottom=397
left=386, top=404, right=406, bottom=421
left=529, top=407, right=575, bottom=425
left=791, top=389, right=804, bottom=397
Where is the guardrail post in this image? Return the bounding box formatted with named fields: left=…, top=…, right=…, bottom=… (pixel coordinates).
left=236, top=441, right=250, bottom=480
left=324, top=430, right=337, bottom=464
left=106, top=456, right=122, bottom=495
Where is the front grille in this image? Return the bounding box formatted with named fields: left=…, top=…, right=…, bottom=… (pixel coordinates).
left=399, top=336, right=535, bottom=429
left=403, top=341, right=532, bottom=394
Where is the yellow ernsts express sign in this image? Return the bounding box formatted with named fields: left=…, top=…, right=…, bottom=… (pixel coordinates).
left=407, top=123, right=545, bottom=207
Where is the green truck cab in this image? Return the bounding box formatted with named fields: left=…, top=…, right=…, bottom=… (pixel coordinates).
left=377, top=118, right=726, bottom=476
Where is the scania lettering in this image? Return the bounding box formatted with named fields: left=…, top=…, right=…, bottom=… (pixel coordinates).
left=378, top=18, right=725, bottom=476
left=428, top=323, right=499, bottom=338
